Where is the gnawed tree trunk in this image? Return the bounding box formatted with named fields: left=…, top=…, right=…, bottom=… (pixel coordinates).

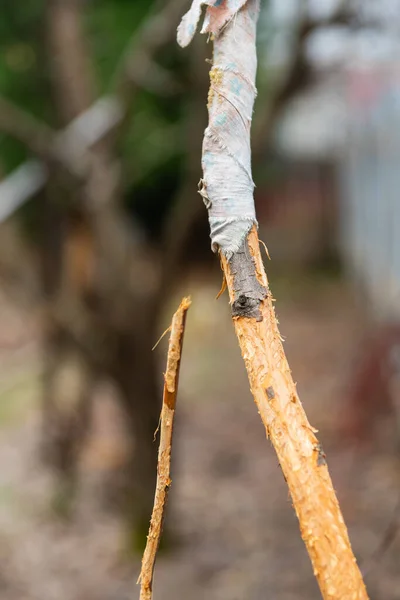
left=177, top=1, right=368, bottom=597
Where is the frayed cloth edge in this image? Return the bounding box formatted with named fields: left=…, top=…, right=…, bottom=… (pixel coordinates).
left=210, top=217, right=257, bottom=258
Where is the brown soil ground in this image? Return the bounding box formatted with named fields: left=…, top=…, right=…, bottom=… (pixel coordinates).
left=0, top=274, right=398, bottom=600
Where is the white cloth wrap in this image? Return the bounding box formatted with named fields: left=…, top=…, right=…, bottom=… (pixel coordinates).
left=178, top=0, right=260, bottom=258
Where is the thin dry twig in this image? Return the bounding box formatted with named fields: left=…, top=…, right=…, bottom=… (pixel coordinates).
left=151, top=326, right=172, bottom=351
left=138, top=296, right=191, bottom=600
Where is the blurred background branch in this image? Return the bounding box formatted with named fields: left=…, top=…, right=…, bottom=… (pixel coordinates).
left=0, top=95, right=56, bottom=161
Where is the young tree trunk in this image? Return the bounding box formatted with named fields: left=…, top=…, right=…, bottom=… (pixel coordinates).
left=178, top=1, right=368, bottom=597
left=221, top=228, right=368, bottom=598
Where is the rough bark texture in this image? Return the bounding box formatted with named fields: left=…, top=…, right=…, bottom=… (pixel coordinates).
left=221, top=226, right=368, bottom=600
left=43, top=0, right=164, bottom=534
left=138, top=297, right=191, bottom=600
left=229, top=243, right=268, bottom=321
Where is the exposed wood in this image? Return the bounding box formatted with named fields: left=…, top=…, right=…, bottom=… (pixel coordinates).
left=138, top=296, right=191, bottom=600
left=221, top=226, right=368, bottom=600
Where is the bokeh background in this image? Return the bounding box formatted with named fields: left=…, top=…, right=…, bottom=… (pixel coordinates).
left=0, top=0, right=400, bottom=598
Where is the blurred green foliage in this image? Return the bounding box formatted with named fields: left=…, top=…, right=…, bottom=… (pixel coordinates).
left=0, top=0, right=279, bottom=243
left=87, top=0, right=151, bottom=86
left=0, top=0, right=189, bottom=239
left=0, top=0, right=50, bottom=171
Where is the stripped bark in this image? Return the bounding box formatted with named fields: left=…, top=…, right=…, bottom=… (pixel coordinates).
left=221, top=228, right=368, bottom=599
left=138, top=297, right=191, bottom=600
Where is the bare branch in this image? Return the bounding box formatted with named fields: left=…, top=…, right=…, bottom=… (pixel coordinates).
left=0, top=161, right=47, bottom=222
left=0, top=96, right=56, bottom=161
left=112, top=0, right=189, bottom=99
left=109, top=0, right=189, bottom=148
left=178, top=0, right=368, bottom=594
left=0, top=97, right=124, bottom=222
left=0, top=94, right=117, bottom=187
left=138, top=296, right=191, bottom=600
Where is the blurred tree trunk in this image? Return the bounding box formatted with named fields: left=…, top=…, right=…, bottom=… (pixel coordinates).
left=109, top=314, right=161, bottom=546
left=38, top=178, right=97, bottom=512
left=0, top=0, right=373, bottom=554
left=39, top=0, right=214, bottom=544
left=39, top=0, right=96, bottom=510
left=42, top=0, right=163, bottom=534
